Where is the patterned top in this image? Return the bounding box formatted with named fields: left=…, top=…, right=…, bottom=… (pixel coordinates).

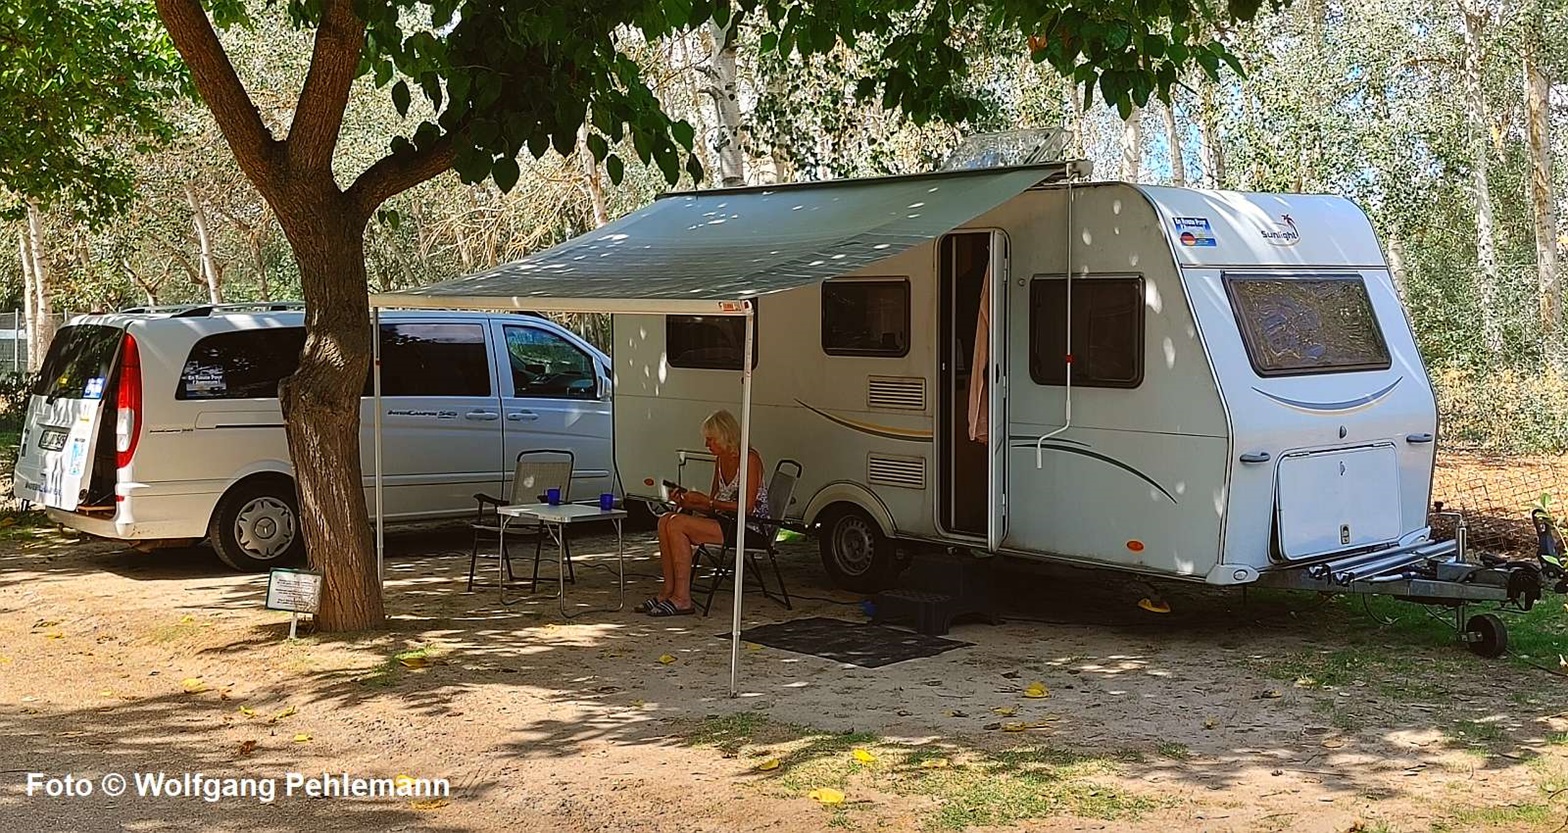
left=715, top=452, right=770, bottom=533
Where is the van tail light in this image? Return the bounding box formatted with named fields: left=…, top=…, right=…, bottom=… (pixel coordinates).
left=115, top=333, right=142, bottom=470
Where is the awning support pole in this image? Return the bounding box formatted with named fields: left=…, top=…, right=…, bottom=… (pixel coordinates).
left=373, top=305, right=385, bottom=583
left=729, top=304, right=755, bottom=699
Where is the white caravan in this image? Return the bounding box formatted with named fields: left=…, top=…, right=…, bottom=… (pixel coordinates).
left=13, top=306, right=613, bottom=569
left=611, top=178, right=1438, bottom=591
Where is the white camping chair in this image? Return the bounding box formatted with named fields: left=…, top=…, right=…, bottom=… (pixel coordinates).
left=469, top=449, right=575, bottom=592
left=689, top=459, right=802, bottom=616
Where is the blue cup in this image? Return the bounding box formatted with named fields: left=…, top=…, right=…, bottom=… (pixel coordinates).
left=546, top=488, right=562, bottom=505
left=600, top=493, right=615, bottom=511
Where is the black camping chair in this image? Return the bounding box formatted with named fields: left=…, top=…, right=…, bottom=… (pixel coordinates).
left=689, top=459, right=802, bottom=616
left=468, top=449, right=576, bottom=592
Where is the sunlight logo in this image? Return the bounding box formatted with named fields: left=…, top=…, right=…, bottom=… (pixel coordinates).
left=1260, top=213, right=1300, bottom=247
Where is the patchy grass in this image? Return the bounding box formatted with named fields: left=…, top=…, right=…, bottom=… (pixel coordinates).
left=143, top=616, right=210, bottom=645
left=1155, top=741, right=1191, bottom=761
left=356, top=644, right=444, bottom=689
left=678, top=714, right=1164, bottom=830
left=1445, top=719, right=1509, bottom=749
left=1546, top=732, right=1568, bottom=747
left=1432, top=803, right=1558, bottom=832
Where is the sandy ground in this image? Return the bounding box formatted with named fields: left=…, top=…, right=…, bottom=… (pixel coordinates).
left=0, top=512, right=1562, bottom=833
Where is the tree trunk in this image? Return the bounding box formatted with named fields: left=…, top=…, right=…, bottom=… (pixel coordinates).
left=578, top=126, right=611, bottom=228
left=274, top=204, right=383, bottom=632
left=1162, top=100, right=1186, bottom=186
left=1461, top=1, right=1504, bottom=356
left=1524, top=42, right=1559, bottom=352
left=18, top=232, right=36, bottom=374
left=1386, top=234, right=1409, bottom=302
left=25, top=200, right=56, bottom=371
left=122, top=259, right=159, bottom=306
left=1120, top=107, right=1142, bottom=182
left=185, top=184, right=224, bottom=304
left=706, top=19, right=746, bottom=187
left=1197, top=78, right=1225, bottom=188
left=247, top=227, right=271, bottom=301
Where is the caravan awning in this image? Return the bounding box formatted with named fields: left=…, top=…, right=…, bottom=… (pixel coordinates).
left=370, top=164, right=1067, bottom=315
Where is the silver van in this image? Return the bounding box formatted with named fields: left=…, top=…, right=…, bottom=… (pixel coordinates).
left=12, top=305, right=614, bottom=569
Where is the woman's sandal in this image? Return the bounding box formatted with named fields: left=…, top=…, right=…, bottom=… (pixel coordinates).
left=647, top=599, right=696, bottom=617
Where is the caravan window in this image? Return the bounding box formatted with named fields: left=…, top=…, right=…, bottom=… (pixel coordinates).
left=1226, top=276, right=1391, bottom=376
left=1029, top=276, right=1144, bottom=388
left=178, top=328, right=306, bottom=400
left=822, top=278, right=910, bottom=357
left=666, top=308, right=759, bottom=370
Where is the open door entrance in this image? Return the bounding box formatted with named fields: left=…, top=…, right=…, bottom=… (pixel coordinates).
left=938, top=232, right=1006, bottom=543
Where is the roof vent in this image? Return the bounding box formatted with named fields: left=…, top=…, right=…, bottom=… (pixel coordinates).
left=941, top=129, right=1069, bottom=171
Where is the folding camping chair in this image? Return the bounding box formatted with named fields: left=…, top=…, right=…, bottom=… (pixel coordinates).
left=689, top=459, right=802, bottom=616
left=468, top=449, right=576, bottom=592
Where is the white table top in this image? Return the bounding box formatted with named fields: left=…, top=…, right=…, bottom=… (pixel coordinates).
left=500, top=503, right=628, bottom=524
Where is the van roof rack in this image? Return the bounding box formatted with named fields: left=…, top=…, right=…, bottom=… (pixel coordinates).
left=117, top=302, right=306, bottom=316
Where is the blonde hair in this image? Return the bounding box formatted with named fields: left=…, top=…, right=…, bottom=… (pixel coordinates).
left=702, top=410, right=742, bottom=452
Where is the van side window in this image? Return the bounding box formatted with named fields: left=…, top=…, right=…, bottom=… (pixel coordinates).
left=376, top=323, right=491, bottom=397
left=177, top=328, right=306, bottom=400
left=1029, top=276, right=1144, bottom=388
left=504, top=326, right=597, bottom=398
left=667, top=306, right=759, bottom=369
left=822, top=278, right=910, bottom=357
left=1225, top=276, right=1392, bottom=376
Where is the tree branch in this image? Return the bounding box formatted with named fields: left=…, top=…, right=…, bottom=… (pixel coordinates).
left=155, top=0, right=280, bottom=190
left=287, top=0, right=366, bottom=177
left=346, top=132, right=462, bottom=221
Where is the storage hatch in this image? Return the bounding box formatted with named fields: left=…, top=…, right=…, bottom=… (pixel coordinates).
left=1276, top=445, right=1402, bottom=560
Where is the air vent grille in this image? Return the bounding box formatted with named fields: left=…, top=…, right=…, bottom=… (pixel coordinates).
left=868, top=454, right=926, bottom=490
left=867, top=376, right=926, bottom=411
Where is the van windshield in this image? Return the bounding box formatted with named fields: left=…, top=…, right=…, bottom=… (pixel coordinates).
left=33, top=324, right=124, bottom=401
left=1225, top=276, right=1392, bottom=376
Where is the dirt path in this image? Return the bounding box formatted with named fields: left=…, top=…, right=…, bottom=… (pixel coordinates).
left=0, top=519, right=1562, bottom=832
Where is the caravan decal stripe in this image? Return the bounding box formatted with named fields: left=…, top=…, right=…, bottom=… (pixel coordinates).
left=1008, top=435, right=1089, bottom=448
left=1024, top=442, right=1179, bottom=504
left=1252, top=378, right=1402, bottom=413
left=795, top=400, right=933, bottom=443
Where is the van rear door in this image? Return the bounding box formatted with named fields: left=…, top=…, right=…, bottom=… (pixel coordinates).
left=13, top=323, right=125, bottom=511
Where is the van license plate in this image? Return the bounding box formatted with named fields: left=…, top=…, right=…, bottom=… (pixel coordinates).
left=38, top=428, right=68, bottom=451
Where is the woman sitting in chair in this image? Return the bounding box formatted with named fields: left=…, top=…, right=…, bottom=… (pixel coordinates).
left=643, top=410, right=768, bottom=616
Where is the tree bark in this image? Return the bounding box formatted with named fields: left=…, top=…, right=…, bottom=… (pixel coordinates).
left=25, top=200, right=55, bottom=372
left=1460, top=0, right=1504, bottom=356
left=578, top=125, right=610, bottom=228
left=1524, top=42, right=1559, bottom=351
left=1197, top=77, right=1224, bottom=188
left=705, top=19, right=746, bottom=187
left=185, top=184, right=224, bottom=304
left=1386, top=234, right=1409, bottom=303
left=1120, top=107, right=1142, bottom=182
left=18, top=232, right=36, bottom=373
left=1162, top=99, right=1185, bottom=187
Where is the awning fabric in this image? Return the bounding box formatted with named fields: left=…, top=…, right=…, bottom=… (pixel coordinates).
left=370, top=164, right=1064, bottom=315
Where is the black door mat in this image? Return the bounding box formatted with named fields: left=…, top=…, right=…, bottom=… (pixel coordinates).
left=726, top=617, right=971, bottom=668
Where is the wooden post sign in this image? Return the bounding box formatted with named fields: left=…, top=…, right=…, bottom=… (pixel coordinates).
left=265, top=568, right=322, bottom=639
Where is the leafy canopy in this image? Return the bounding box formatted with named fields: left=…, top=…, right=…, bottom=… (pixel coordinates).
left=215, top=0, right=1264, bottom=196
left=0, top=0, right=187, bottom=220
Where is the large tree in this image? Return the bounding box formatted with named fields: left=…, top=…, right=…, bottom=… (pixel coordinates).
left=157, top=0, right=1268, bottom=631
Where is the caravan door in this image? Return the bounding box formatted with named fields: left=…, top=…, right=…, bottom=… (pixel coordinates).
left=987, top=232, right=1009, bottom=552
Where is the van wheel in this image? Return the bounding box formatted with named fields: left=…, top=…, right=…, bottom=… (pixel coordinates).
left=210, top=480, right=305, bottom=571
left=819, top=506, right=901, bottom=593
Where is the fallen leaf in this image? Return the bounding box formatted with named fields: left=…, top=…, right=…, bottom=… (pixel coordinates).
left=293, top=733, right=312, bottom=743
left=852, top=748, right=877, bottom=764
left=44, top=630, right=64, bottom=640
left=1203, top=716, right=1219, bottom=730
left=394, top=774, right=416, bottom=789
left=398, top=655, right=430, bottom=669
left=744, top=642, right=763, bottom=652
left=1259, top=689, right=1283, bottom=699
left=919, top=758, right=951, bottom=769
left=98, top=690, right=112, bottom=697
left=755, top=758, right=781, bottom=771
left=630, top=699, right=646, bottom=708
left=808, top=788, right=845, bottom=805
left=237, top=739, right=258, bottom=756
left=657, top=654, right=677, bottom=665
left=218, top=689, right=232, bottom=701
left=1138, top=598, right=1171, bottom=614
left=239, top=706, right=257, bottom=718
left=992, top=706, right=1017, bottom=716
left=409, top=799, right=449, bottom=811
left=181, top=678, right=207, bottom=694
left=1023, top=682, right=1049, bottom=699
left=270, top=705, right=298, bottom=723
left=180, top=615, right=195, bottom=624
left=0, top=656, right=11, bottom=665
left=1001, top=721, right=1027, bottom=732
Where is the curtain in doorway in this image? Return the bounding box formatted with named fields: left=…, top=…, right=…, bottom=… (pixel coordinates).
left=967, top=263, right=991, bottom=443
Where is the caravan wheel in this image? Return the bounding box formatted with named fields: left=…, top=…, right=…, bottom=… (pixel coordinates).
left=819, top=506, right=900, bottom=593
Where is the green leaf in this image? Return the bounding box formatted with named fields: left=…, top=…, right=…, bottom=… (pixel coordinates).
left=392, top=80, right=411, bottom=117
left=606, top=154, right=625, bottom=185
left=493, top=156, right=520, bottom=192
left=586, top=132, right=608, bottom=162
left=672, top=120, right=696, bottom=150
left=685, top=153, right=705, bottom=183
